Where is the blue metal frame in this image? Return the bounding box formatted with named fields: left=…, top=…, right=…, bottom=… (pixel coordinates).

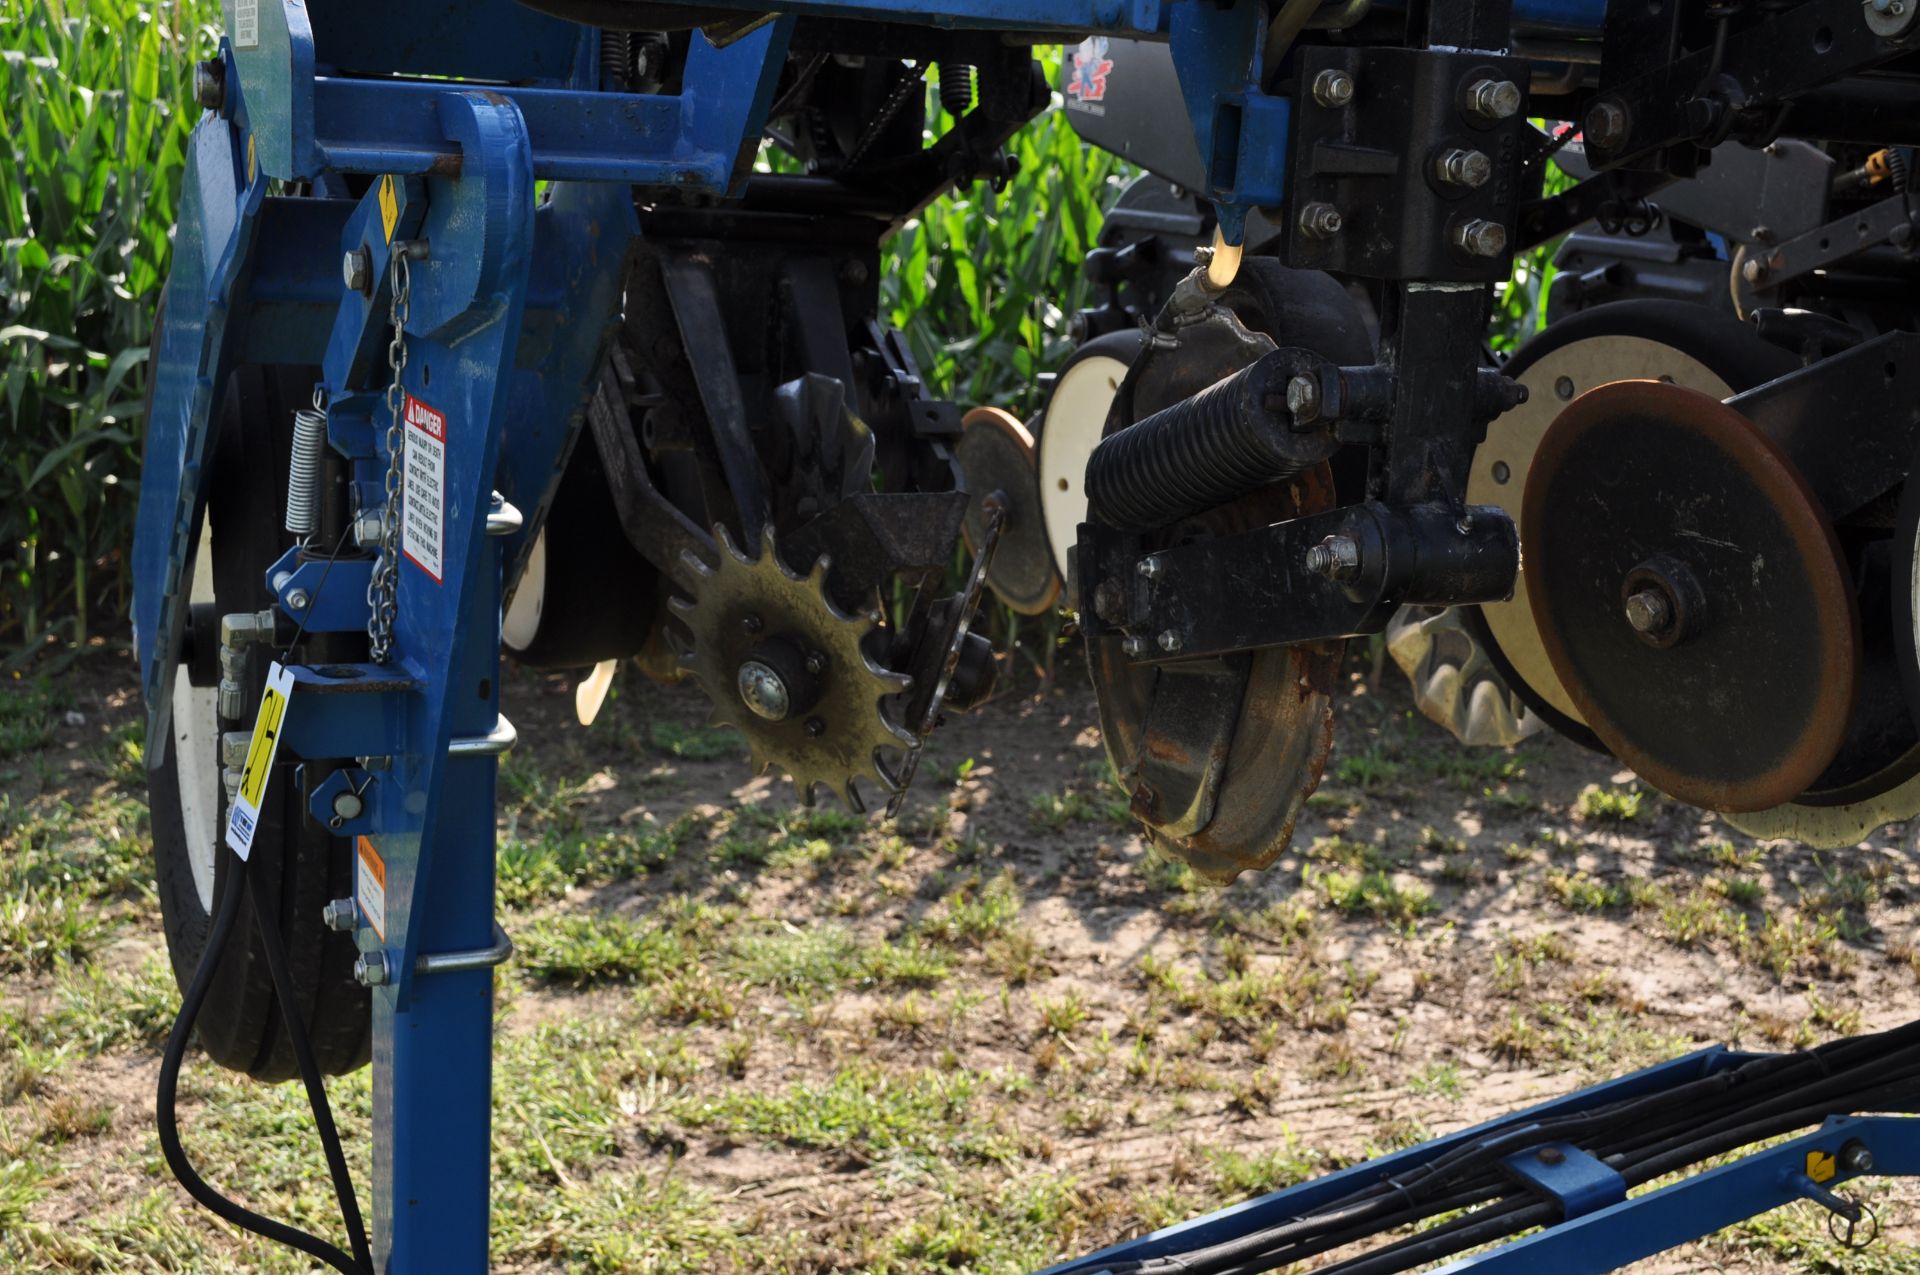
left=129, top=1, right=1917, bottom=1272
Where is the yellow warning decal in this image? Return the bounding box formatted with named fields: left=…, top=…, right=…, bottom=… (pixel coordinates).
left=1807, top=1150, right=1838, bottom=1184
left=225, top=661, right=295, bottom=859
left=378, top=174, right=398, bottom=243
left=246, top=134, right=257, bottom=185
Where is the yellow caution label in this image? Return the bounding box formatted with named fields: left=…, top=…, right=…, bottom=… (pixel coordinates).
left=1807, top=1150, right=1838, bottom=1184
left=225, top=661, right=295, bottom=860
left=378, top=174, right=398, bottom=243
left=246, top=134, right=256, bottom=185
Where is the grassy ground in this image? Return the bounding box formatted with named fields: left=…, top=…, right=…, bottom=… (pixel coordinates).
left=3, top=650, right=1918, bottom=1272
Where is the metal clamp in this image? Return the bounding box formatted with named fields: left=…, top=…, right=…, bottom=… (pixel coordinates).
left=415, top=922, right=514, bottom=976
left=448, top=716, right=517, bottom=757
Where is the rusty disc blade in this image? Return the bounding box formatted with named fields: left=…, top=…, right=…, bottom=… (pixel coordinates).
left=957, top=406, right=1061, bottom=616
left=1524, top=380, right=1859, bottom=813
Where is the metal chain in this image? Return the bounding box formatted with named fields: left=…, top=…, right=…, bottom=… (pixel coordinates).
left=367, top=249, right=412, bottom=664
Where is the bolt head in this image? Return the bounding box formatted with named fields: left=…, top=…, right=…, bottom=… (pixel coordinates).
left=1436, top=148, right=1493, bottom=189
left=194, top=60, right=225, bottom=111
left=1624, top=588, right=1672, bottom=635
left=342, top=246, right=371, bottom=293
left=1585, top=99, right=1628, bottom=148
left=1869, top=0, right=1894, bottom=12
left=736, top=660, right=791, bottom=722
left=1156, top=630, right=1183, bottom=653
left=1286, top=373, right=1322, bottom=422
left=1092, top=579, right=1126, bottom=624
left=1136, top=556, right=1162, bottom=580
left=1841, top=1142, right=1874, bottom=1173
left=804, top=650, right=828, bottom=676
left=1453, top=218, right=1508, bottom=259
left=1312, top=68, right=1355, bottom=108
left=1741, top=256, right=1768, bottom=284
left=286, top=588, right=311, bottom=611
left=1299, top=202, right=1344, bottom=240
left=1307, top=534, right=1361, bottom=582
left=331, top=789, right=365, bottom=822
left=1467, top=78, right=1523, bottom=121
left=1121, top=635, right=1149, bottom=658
left=353, top=952, right=389, bottom=987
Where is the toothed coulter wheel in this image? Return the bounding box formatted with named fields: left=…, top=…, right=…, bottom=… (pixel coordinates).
left=668, top=527, right=914, bottom=810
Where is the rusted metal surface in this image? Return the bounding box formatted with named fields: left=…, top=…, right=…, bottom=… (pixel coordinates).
left=1089, top=302, right=1344, bottom=882
left=1523, top=380, right=1859, bottom=813
left=956, top=406, right=1061, bottom=616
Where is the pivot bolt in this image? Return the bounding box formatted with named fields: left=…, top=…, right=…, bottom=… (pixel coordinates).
left=1741, top=256, right=1769, bottom=284
left=1137, top=556, right=1163, bottom=580
left=1434, top=148, right=1493, bottom=189
left=322, top=898, right=357, bottom=932
left=1311, top=69, right=1355, bottom=107
left=1157, top=630, right=1184, bottom=654
left=1453, top=219, right=1508, bottom=258
left=353, top=951, right=389, bottom=987
left=330, top=789, right=365, bottom=828
left=286, top=588, right=311, bottom=612
left=1624, top=588, right=1672, bottom=636
left=1286, top=373, right=1322, bottom=423
left=736, top=660, right=791, bottom=722
left=194, top=59, right=226, bottom=111
left=1465, top=78, right=1523, bottom=121
left=1585, top=99, right=1629, bottom=149
left=1840, top=1141, right=1874, bottom=1174
left=1305, top=534, right=1362, bottom=583
left=1299, top=202, right=1345, bottom=240
left=342, top=246, right=371, bottom=294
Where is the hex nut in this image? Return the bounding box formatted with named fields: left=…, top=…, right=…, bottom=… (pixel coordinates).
left=1453, top=218, right=1508, bottom=258
left=1434, top=148, right=1493, bottom=189
left=1311, top=69, right=1355, bottom=108
left=1465, top=78, right=1522, bottom=121
left=1305, top=534, right=1362, bottom=582
left=353, top=951, right=390, bottom=987
left=1299, top=202, right=1344, bottom=240
left=1286, top=374, right=1322, bottom=423
left=1157, top=630, right=1183, bottom=653
left=323, top=898, right=357, bottom=932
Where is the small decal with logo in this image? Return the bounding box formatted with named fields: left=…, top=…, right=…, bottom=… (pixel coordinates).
left=1066, top=36, right=1114, bottom=115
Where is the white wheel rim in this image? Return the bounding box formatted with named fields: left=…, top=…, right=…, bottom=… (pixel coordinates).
left=1038, top=353, right=1131, bottom=582
left=173, top=514, right=221, bottom=914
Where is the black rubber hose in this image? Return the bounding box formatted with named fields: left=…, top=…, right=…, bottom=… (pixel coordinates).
left=157, top=855, right=366, bottom=1275
left=246, top=862, right=375, bottom=1272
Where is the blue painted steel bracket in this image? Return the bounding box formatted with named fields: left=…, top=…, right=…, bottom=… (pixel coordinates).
left=1165, top=0, right=1289, bottom=245
left=1501, top=1138, right=1626, bottom=1218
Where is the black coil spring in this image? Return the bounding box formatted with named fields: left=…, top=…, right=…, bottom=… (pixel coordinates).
left=1889, top=148, right=1913, bottom=192
left=1086, top=363, right=1304, bottom=531
left=600, top=30, right=632, bottom=91
left=938, top=63, right=974, bottom=118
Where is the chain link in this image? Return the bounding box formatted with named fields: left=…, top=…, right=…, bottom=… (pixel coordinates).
left=367, top=249, right=412, bottom=664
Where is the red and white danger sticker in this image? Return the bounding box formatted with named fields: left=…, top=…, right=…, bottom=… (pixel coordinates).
left=401, top=394, right=445, bottom=583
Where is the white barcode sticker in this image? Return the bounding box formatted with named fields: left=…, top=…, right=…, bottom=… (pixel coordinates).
left=225, top=661, right=294, bottom=859
left=234, top=0, right=259, bottom=49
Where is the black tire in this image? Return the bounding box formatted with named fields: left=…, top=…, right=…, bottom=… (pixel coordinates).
left=147, top=363, right=371, bottom=1081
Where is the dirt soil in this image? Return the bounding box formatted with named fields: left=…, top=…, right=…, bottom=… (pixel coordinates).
left=4, top=647, right=1919, bottom=1273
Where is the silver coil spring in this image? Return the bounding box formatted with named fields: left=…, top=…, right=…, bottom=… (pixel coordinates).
left=286, top=407, right=327, bottom=537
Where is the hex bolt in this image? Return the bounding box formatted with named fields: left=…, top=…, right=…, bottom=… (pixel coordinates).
left=804, top=716, right=826, bottom=737
left=1624, top=588, right=1672, bottom=635
left=1286, top=373, right=1322, bottom=423
left=1092, top=579, right=1126, bottom=624
left=1741, top=256, right=1769, bottom=284
left=1465, top=78, right=1523, bottom=121
left=353, top=951, right=390, bottom=987
left=1537, top=1146, right=1566, bottom=1165
left=331, top=789, right=365, bottom=826
left=194, top=59, right=226, bottom=111
left=286, top=588, right=311, bottom=611
left=1840, top=1142, right=1874, bottom=1174
left=1434, top=148, right=1493, bottom=189
left=1137, top=556, right=1162, bottom=580
left=804, top=650, right=828, bottom=676
left=1585, top=99, right=1629, bottom=149
left=741, top=612, right=764, bottom=635
left=1299, top=202, right=1345, bottom=240
left=1157, top=630, right=1183, bottom=654
left=322, top=898, right=358, bottom=932
left=1311, top=68, right=1355, bottom=107
left=1121, top=634, right=1149, bottom=658
left=342, top=245, right=372, bottom=293
left=1305, top=534, right=1362, bottom=582
left=1453, top=219, right=1509, bottom=258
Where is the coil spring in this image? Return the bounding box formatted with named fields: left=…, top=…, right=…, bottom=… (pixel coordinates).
left=1889, top=148, right=1913, bottom=192
left=938, top=63, right=973, bottom=118
left=1085, top=359, right=1310, bottom=532
left=286, top=407, right=327, bottom=537
left=600, top=30, right=632, bottom=91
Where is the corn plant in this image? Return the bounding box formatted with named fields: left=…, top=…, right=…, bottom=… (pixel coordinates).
left=2, top=0, right=215, bottom=656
